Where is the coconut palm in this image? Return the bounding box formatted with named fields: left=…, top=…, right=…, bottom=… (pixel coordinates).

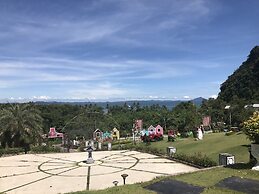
left=0, top=103, right=43, bottom=148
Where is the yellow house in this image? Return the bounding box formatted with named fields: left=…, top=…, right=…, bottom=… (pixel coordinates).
left=112, top=127, right=120, bottom=140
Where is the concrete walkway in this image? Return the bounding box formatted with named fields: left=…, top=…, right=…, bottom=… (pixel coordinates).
left=0, top=150, right=198, bottom=194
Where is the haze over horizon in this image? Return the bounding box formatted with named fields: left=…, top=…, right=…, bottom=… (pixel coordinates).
left=0, top=0, right=259, bottom=102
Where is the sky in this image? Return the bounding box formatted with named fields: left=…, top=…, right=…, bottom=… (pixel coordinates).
left=0, top=0, right=259, bottom=102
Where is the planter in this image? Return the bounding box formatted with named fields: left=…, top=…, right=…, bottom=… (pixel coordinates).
left=251, top=143, right=259, bottom=170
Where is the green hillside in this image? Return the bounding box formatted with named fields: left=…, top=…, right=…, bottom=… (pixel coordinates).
left=218, top=46, right=259, bottom=103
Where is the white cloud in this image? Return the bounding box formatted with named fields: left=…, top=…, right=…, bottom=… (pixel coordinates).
left=32, top=96, right=51, bottom=100
left=183, top=96, right=191, bottom=99
left=0, top=57, right=208, bottom=88
left=68, top=82, right=128, bottom=99
left=210, top=94, right=218, bottom=99
left=0, top=0, right=213, bottom=55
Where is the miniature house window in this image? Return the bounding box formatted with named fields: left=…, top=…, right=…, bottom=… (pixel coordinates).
left=96, top=132, right=100, bottom=137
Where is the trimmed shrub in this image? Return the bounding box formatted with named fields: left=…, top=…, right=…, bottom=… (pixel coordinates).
left=0, top=147, right=24, bottom=156
left=31, top=145, right=61, bottom=153
left=174, top=152, right=217, bottom=167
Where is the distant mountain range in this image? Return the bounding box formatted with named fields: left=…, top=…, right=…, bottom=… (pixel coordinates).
left=32, top=97, right=205, bottom=109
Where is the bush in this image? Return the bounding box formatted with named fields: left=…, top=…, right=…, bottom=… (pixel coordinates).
left=0, top=147, right=24, bottom=156
left=31, top=145, right=61, bottom=153
left=78, top=144, right=86, bottom=152
left=212, top=129, right=220, bottom=133
left=112, top=139, right=132, bottom=145
left=243, top=111, right=259, bottom=144
left=127, top=144, right=163, bottom=155
left=101, top=140, right=133, bottom=150
left=174, top=152, right=217, bottom=167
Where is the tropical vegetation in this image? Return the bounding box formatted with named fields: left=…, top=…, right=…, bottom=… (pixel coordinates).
left=0, top=103, right=43, bottom=148
left=243, top=111, right=259, bottom=144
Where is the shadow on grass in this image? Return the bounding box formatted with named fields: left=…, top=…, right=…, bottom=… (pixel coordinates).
left=241, top=144, right=250, bottom=148
left=226, top=161, right=255, bottom=170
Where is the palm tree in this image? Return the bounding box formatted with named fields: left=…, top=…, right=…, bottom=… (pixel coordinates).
left=0, top=103, right=43, bottom=148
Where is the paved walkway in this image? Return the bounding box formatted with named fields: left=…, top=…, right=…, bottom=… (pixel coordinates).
left=0, top=150, right=198, bottom=194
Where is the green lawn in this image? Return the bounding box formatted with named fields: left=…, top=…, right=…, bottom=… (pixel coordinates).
left=68, top=167, right=259, bottom=194
left=173, top=166, right=259, bottom=194
left=146, top=132, right=251, bottom=164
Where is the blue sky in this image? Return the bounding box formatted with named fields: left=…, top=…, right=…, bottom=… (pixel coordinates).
left=0, top=0, right=258, bottom=101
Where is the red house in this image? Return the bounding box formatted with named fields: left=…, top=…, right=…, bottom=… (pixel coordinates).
left=48, top=127, right=64, bottom=139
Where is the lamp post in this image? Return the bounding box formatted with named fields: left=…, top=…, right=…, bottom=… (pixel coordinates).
left=121, top=174, right=128, bottom=185
left=225, top=105, right=232, bottom=128
left=132, top=121, right=136, bottom=145
left=113, top=180, right=119, bottom=186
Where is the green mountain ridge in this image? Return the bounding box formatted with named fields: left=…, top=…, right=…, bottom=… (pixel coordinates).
left=218, top=46, right=259, bottom=103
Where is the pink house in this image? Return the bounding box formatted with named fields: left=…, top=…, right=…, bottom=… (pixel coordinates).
left=143, top=125, right=164, bottom=141
left=147, top=125, right=156, bottom=134
left=48, top=127, right=64, bottom=139
left=155, top=125, right=164, bottom=136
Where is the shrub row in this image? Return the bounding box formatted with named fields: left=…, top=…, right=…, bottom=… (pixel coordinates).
left=174, top=152, right=217, bottom=167
left=30, top=145, right=61, bottom=153
left=102, top=139, right=132, bottom=146
left=0, top=147, right=24, bottom=156
left=115, top=144, right=217, bottom=168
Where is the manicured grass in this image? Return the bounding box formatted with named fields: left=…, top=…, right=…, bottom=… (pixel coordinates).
left=145, top=132, right=251, bottom=164
left=67, top=167, right=259, bottom=194
left=173, top=166, right=259, bottom=194
left=173, top=166, right=259, bottom=187
left=66, top=184, right=155, bottom=194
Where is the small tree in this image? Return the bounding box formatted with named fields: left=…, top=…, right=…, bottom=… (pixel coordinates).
left=243, top=111, right=259, bottom=144
left=0, top=103, right=43, bottom=148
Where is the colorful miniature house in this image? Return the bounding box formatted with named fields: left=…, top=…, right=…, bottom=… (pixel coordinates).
left=140, top=125, right=164, bottom=141
left=103, top=131, right=112, bottom=141
left=112, top=127, right=120, bottom=140
left=147, top=125, right=156, bottom=134
left=155, top=125, right=164, bottom=136
left=93, top=129, right=103, bottom=142
left=140, top=129, right=149, bottom=137
left=48, top=127, right=64, bottom=139
left=134, top=120, right=143, bottom=131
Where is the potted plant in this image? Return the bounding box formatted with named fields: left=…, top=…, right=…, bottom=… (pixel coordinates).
left=243, top=111, right=259, bottom=170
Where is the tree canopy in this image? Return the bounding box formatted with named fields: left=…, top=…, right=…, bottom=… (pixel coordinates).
left=0, top=103, right=43, bottom=148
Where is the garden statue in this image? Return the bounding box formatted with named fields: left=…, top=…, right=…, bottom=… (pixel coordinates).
left=197, top=127, right=203, bottom=140
left=84, top=142, right=94, bottom=164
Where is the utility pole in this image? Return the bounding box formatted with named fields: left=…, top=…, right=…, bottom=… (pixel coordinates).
left=133, top=121, right=136, bottom=145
